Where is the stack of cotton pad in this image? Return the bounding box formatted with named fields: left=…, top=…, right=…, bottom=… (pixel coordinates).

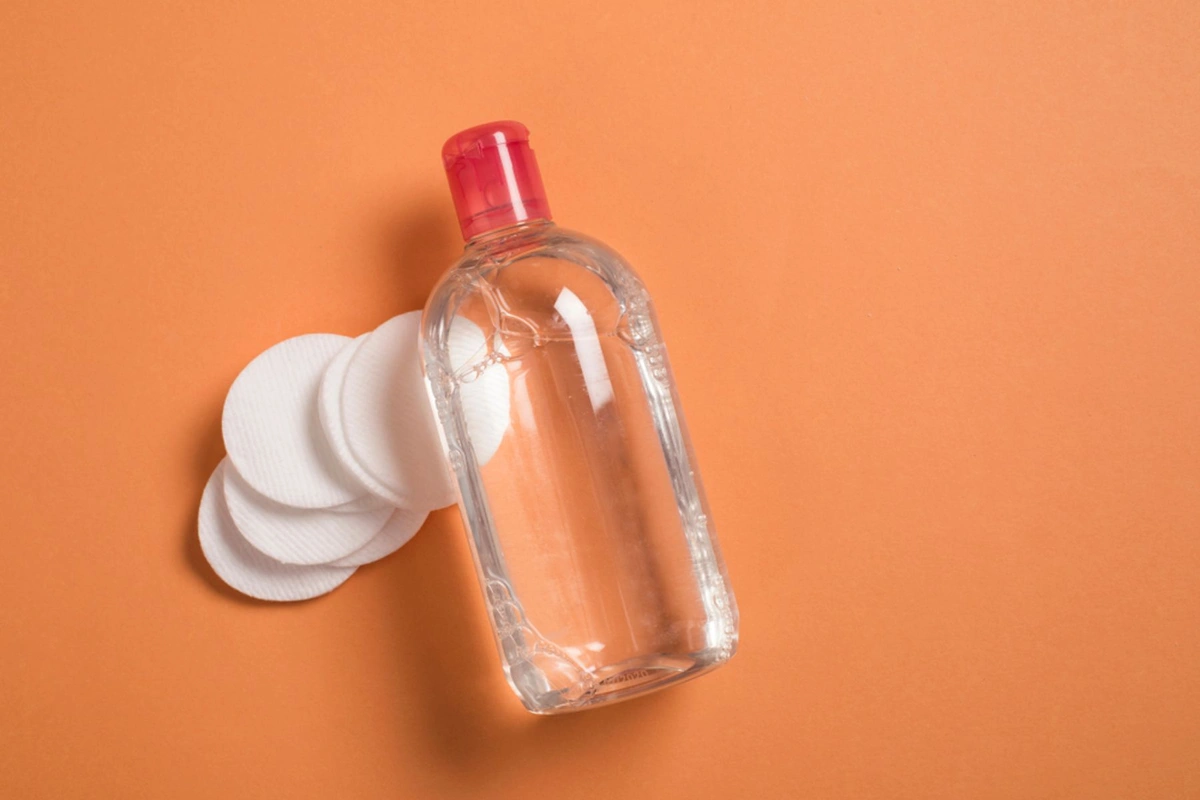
left=198, top=311, right=509, bottom=601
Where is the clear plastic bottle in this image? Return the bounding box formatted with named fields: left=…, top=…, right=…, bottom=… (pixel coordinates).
left=421, top=121, right=738, bottom=713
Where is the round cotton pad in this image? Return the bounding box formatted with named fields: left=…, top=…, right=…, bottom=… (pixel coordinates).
left=223, top=463, right=391, bottom=565
left=328, top=507, right=428, bottom=567
left=318, top=333, right=407, bottom=507
left=222, top=333, right=369, bottom=509
left=341, top=312, right=453, bottom=509
left=447, top=317, right=511, bottom=468
left=199, top=460, right=355, bottom=601
left=341, top=313, right=511, bottom=511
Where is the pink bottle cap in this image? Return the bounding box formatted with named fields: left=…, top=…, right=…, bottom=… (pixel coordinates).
left=442, top=121, right=552, bottom=241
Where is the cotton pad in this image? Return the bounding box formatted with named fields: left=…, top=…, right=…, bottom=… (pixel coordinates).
left=222, top=463, right=391, bottom=565
left=328, top=506, right=428, bottom=567
left=446, top=316, right=511, bottom=469
left=318, top=333, right=408, bottom=507
left=341, top=312, right=455, bottom=509
left=199, top=460, right=355, bottom=601
left=222, top=333, right=369, bottom=509
left=341, top=312, right=511, bottom=511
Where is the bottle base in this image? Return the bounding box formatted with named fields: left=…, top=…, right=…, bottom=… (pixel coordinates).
left=512, top=647, right=736, bottom=715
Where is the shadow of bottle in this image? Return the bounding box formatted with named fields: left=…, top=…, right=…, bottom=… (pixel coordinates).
left=370, top=504, right=679, bottom=783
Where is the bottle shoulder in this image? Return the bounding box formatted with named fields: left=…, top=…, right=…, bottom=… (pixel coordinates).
left=422, top=225, right=655, bottom=352
left=431, top=226, right=647, bottom=299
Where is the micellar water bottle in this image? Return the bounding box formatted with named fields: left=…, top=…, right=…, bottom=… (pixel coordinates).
left=421, top=121, right=738, bottom=714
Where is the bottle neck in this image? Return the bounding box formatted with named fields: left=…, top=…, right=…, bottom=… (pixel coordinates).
left=465, top=217, right=554, bottom=252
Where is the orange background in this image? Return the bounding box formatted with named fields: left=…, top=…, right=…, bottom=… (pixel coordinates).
left=2, top=2, right=1198, bottom=797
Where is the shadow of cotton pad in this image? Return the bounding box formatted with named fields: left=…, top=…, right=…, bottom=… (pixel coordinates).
left=341, top=313, right=510, bottom=512
left=199, top=460, right=355, bottom=601
left=223, top=463, right=391, bottom=565
left=222, top=333, right=368, bottom=509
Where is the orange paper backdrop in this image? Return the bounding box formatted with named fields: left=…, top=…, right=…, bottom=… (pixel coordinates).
left=2, top=2, right=1198, bottom=798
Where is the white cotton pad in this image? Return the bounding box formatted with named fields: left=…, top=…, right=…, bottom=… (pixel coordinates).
left=447, top=317, right=511, bottom=468
left=318, top=333, right=407, bottom=507
left=199, top=460, right=355, bottom=601
left=222, top=333, right=369, bottom=509
left=340, top=312, right=453, bottom=509
left=222, top=463, right=392, bottom=565
left=328, top=506, right=428, bottom=567
left=341, top=313, right=511, bottom=511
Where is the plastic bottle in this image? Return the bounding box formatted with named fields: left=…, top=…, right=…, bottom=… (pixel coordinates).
left=421, top=121, right=738, bottom=713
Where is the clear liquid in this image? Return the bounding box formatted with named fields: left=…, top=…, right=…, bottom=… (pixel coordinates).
left=422, top=221, right=738, bottom=713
